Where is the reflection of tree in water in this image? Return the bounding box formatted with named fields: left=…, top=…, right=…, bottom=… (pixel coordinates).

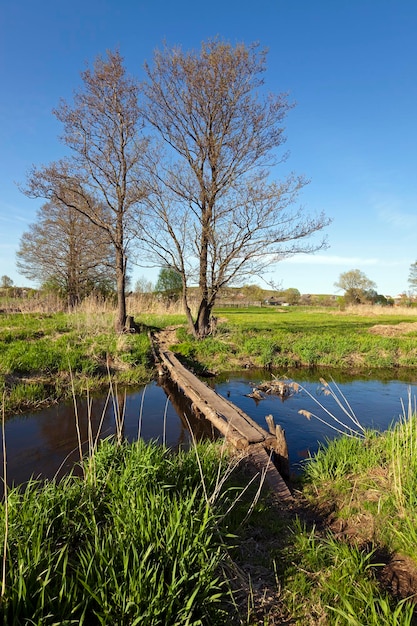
left=0, top=393, right=124, bottom=494
left=37, top=396, right=116, bottom=476
left=39, top=397, right=113, bottom=450
left=0, top=383, right=218, bottom=496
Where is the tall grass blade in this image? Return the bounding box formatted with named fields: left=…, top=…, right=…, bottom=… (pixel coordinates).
left=69, top=364, right=84, bottom=471
left=138, top=385, right=147, bottom=440
left=1, top=392, right=7, bottom=598
left=162, top=397, right=169, bottom=446
left=295, top=378, right=365, bottom=438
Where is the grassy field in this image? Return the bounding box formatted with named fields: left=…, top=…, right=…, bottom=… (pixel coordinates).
left=172, top=304, right=417, bottom=371
left=2, top=303, right=417, bottom=415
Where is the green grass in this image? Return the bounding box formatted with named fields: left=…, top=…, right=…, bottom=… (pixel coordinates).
left=283, top=520, right=415, bottom=625
left=0, top=439, right=235, bottom=625
left=302, top=397, right=417, bottom=562
left=206, top=306, right=417, bottom=370
left=0, top=312, right=157, bottom=415
left=298, top=398, right=417, bottom=592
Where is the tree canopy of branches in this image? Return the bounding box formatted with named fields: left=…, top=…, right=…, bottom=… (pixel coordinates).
left=17, top=201, right=115, bottom=307
left=23, top=50, right=148, bottom=331
left=335, top=269, right=377, bottom=304
left=408, top=261, right=417, bottom=295
left=140, top=39, right=330, bottom=337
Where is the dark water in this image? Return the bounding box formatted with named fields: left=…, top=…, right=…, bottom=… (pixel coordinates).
left=212, top=369, right=417, bottom=470
left=2, top=369, right=417, bottom=487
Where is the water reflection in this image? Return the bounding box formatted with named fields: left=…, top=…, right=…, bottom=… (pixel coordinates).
left=2, top=369, right=417, bottom=488
left=2, top=380, right=215, bottom=491
left=213, top=370, right=417, bottom=470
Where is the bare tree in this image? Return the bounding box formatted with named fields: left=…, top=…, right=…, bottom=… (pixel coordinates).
left=334, top=269, right=377, bottom=303
left=17, top=201, right=115, bottom=307
left=140, top=39, right=330, bottom=337
left=0, top=275, right=13, bottom=289
left=408, top=261, right=417, bottom=295
left=23, top=50, right=148, bottom=331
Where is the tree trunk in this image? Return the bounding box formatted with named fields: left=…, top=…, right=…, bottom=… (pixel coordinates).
left=195, top=298, right=212, bottom=338
left=115, top=248, right=126, bottom=333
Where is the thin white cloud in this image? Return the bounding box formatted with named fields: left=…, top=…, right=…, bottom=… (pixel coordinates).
left=378, top=207, right=417, bottom=229
left=0, top=212, right=30, bottom=224
left=281, top=254, right=402, bottom=267
left=370, top=193, right=417, bottom=229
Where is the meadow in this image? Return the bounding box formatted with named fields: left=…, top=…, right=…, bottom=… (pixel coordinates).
left=176, top=304, right=417, bottom=371
left=2, top=300, right=417, bottom=415
left=1, top=299, right=417, bottom=622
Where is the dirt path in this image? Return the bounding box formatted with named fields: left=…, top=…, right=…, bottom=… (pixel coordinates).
left=153, top=325, right=181, bottom=350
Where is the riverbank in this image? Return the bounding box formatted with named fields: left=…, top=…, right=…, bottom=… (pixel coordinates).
left=175, top=305, right=417, bottom=371
left=2, top=305, right=417, bottom=415
left=0, top=420, right=416, bottom=624
left=0, top=310, right=182, bottom=415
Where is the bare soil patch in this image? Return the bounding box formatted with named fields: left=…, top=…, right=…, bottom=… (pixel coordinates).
left=154, top=325, right=182, bottom=349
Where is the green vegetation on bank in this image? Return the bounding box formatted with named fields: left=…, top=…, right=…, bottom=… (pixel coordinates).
left=0, top=311, right=177, bottom=415
left=303, top=401, right=417, bottom=561
left=1, top=422, right=416, bottom=624
left=281, top=403, right=417, bottom=624
left=174, top=306, right=417, bottom=370
left=2, top=305, right=417, bottom=414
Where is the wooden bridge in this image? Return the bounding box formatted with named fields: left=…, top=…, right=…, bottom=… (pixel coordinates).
left=154, top=341, right=293, bottom=501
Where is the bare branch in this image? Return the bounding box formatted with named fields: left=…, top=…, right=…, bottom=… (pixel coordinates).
left=141, top=39, right=331, bottom=336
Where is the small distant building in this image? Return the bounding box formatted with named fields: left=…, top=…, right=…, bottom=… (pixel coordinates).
left=264, top=296, right=287, bottom=306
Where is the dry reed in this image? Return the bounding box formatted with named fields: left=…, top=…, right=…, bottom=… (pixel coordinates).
left=336, top=304, right=417, bottom=317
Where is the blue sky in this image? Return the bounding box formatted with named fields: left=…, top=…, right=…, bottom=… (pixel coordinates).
left=1, top=0, right=416, bottom=296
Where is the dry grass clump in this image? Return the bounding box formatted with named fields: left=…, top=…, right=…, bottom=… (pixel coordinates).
left=340, top=304, right=417, bottom=317
left=0, top=292, right=65, bottom=314
left=127, top=292, right=199, bottom=316
left=368, top=322, right=417, bottom=337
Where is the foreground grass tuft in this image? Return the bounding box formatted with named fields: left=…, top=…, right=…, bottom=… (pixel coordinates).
left=0, top=439, right=234, bottom=625
left=283, top=520, right=415, bottom=625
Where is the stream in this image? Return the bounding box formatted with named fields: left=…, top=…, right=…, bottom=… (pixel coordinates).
left=2, top=368, right=417, bottom=488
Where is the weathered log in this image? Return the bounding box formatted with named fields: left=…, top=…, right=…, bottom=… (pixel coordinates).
left=159, top=348, right=273, bottom=446
left=124, top=315, right=143, bottom=333
left=265, top=414, right=276, bottom=435
left=165, top=357, right=249, bottom=449
left=275, top=424, right=290, bottom=480
left=247, top=444, right=293, bottom=502
left=151, top=342, right=293, bottom=500
left=265, top=414, right=290, bottom=480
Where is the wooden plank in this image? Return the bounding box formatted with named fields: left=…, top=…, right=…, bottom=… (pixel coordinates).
left=248, top=445, right=294, bottom=502
left=156, top=345, right=293, bottom=501
left=159, top=349, right=274, bottom=445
